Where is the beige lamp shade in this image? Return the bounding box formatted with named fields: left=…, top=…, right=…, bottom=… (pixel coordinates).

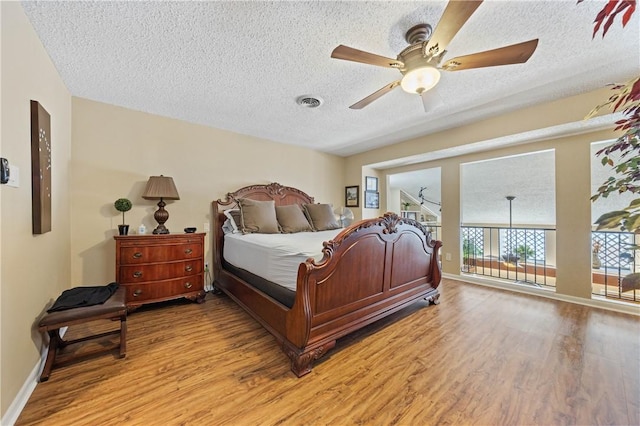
left=142, top=175, right=179, bottom=234
left=142, top=175, right=180, bottom=200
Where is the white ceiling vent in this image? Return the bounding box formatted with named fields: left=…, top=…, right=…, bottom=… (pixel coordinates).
left=297, top=96, right=323, bottom=108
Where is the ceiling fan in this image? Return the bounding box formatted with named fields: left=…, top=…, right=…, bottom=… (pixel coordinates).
left=331, top=0, right=538, bottom=112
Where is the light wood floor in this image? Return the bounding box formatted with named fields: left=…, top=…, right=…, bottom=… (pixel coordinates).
left=17, top=279, right=639, bottom=425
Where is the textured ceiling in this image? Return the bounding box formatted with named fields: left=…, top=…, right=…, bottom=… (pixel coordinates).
left=21, top=1, right=639, bottom=157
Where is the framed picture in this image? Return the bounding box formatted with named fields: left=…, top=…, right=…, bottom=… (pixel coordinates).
left=30, top=100, right=52, bottom=234
left=364, top=191, right=379, bottom=209
left=345, top=185, right=359, bottom=207
left=365, top=176, right=378, bottom=192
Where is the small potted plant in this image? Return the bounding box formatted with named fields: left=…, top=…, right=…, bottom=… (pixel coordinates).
left=114, top=198, right=132, bottom=235
left=515, top=244, right=535, bottom=264
left=402, top=202, right=411, bottom=210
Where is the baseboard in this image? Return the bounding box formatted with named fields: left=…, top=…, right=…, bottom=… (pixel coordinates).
left=1, top=327, right=66, bottom=426
left=442, top=273, right=640, bottom=316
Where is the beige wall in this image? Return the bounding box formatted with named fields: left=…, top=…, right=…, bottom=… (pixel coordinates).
left=1, top=5, right=344, bottom=416
left=0, top=3, right=627, bottom=420
left=345, top=92, right=618, bottom=299
left=360, top=166, right=382, bottom=219
left=1, top=2, right=72, bottom=417
left=70, top=98, right=345, bottom=287
left=1, top=0, right=4, bottom=413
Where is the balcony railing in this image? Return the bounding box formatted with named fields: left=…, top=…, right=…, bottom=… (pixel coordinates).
left=591, top=231, right=639, bottom=302
left=460, top=226, right=556, bottom=288
left=456, top=225, right=639, bottom=303
left=423, top=223, right=441, bottom=242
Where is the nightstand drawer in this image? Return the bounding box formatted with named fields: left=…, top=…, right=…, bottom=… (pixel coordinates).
left=114, top=233, right=206, bottom=310
left=119, top=243, right=203, bottom=265
left=118, top=260, right=203, bottom=283
left=125, top=276, right=204, bottom=302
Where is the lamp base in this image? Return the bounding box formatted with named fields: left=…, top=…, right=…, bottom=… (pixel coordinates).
left=152, top=199, right=171, bottom=235
left=152, top=225, right=170, bottom=235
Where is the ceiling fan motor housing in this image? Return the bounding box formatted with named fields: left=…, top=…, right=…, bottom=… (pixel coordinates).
left=398, top=43, right=442, bottom=94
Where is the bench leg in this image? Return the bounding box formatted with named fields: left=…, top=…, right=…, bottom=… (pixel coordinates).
left=119, top=314, right=127, bottom=358
left=40, top=330, right=63, bottom=382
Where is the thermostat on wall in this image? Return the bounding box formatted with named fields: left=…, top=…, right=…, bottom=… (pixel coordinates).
left=0, top=158, right=8, bottom=184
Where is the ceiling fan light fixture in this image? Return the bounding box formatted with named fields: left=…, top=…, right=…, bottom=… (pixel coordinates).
left=400, top=66, right=441, bottom=94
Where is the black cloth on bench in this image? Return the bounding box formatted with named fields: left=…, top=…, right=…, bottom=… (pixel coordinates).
left=47, top=282, right=120, bottom=312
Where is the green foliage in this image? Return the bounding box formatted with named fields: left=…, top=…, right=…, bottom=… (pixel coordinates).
left=515, top=245, right=535, bottom=259
left=582, top=3, right=639, bottom=234
left=590, top=130, right=640, bottom=203
left=594, top=199, right=640, bottom=232
left=582, top=1, right=640, bottom=292
left=114, top=198, right=132, bottom=225
left=588, top=77, right=640, bottom=234
left=462, top=238, right=483, bottom=260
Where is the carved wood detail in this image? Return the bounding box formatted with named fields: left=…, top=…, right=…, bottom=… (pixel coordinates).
left=283, top=340, right=337, bottom=377
left=211, top=183, right=442, bottom=377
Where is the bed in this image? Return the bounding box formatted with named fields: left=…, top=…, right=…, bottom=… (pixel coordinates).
left=212, top=182, right=442, bottom=377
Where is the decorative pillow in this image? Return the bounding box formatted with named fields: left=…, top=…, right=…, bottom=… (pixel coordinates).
left=303, top=203, right=341, bottom=231
left=275, top=205, right=313, bottom=233
left=223, top=209, right=242, bottom=233
left=238, top=198, right=280, bottom=234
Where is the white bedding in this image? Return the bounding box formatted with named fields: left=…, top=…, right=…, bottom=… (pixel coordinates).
left=224, top=229, right=343, bottom=291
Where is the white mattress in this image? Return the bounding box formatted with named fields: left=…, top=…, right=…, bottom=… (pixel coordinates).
left=224, top=229, right=343, bottom=291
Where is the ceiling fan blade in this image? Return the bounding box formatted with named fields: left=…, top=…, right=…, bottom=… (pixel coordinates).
left=331, top=45, right=403, bottom=69
left=350, top=81, right=401, bottom=109
left=424, top=0, right=483, bottom=58
left=441, top=39, right=539, bottom=71
left=420, top=87, right=445, bottom=113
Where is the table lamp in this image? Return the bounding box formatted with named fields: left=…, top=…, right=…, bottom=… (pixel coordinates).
left=142, top=175, right=180, bottom=234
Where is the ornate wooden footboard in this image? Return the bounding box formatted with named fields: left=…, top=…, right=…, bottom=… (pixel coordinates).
left=212, top=183, right=442, bottom=377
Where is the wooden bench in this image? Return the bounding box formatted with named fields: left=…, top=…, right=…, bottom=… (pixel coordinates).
left=38, top=287, right=127, bottom=382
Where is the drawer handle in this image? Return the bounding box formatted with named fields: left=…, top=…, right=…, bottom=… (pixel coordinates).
left=133, top=271, right=143, bottom=278
left=184, top=282, right=193, bottom=289
left=185, top=265, right=193, bottom=272
left=133, top=252, right=143, bottom=259
left=133, top=289, right=143, bottom=297
left=184, top=248, right=193, bottom=255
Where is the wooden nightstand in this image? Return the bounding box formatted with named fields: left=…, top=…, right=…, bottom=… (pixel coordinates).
left=114, top=233, right=206, bottom=310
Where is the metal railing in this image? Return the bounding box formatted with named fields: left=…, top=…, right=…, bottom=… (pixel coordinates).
left=460, top=226, right=556, bottom=288
left=455, top=226, right=639, bottom=303
left=423, top=223, right=441, bottom=242
left=591, top=231, right=639, bottom=302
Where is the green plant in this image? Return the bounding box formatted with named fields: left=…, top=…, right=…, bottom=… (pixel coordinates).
left=515, top=245, right=535, bottom=259
left=462, top=238, right=483, bottom=260
left=582, top=1, right=639, bottom=219
left=402, top=202, right=411, bottom=210
left=114, top=198, right=132, bottom=225
left=582, top=0, right=640, bottom=292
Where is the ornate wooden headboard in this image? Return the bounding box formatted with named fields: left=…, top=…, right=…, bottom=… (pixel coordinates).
left=218, top=182, right=314, bottom=208
left=211, top=183, right=315, bottom=277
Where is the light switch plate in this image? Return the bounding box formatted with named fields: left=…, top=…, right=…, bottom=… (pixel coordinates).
left=7, top=164, right=19, bottom=188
